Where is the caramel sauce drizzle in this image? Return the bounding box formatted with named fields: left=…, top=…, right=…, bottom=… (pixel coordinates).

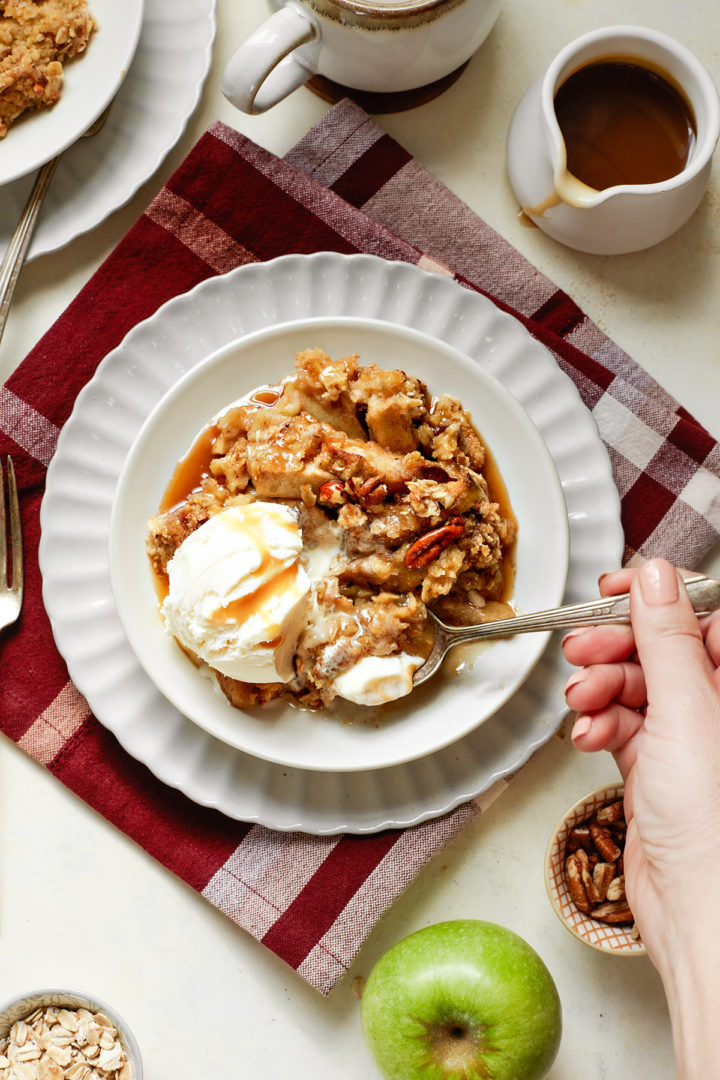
left=248, top=387, right=282, bottom=406
left=160, top=423, right=219, bottom=513
left=153, top=573, right=170, bottom=605
left=158, top=384, right=283, bottom=513
left=210, top=562, right=300, bottom=629
left=206, top=503, right=302, bottom=629
left=152, top=386, right=289, bottom=611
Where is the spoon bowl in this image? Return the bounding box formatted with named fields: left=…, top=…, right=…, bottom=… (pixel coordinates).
left=413, top=574, right=720, bottom=687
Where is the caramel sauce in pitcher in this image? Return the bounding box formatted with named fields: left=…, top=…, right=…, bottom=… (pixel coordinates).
left=554, top=59, right=696, bottom=190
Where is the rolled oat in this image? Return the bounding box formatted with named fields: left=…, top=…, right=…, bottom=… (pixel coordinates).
left=0, top=1004, right=132, bottom=1080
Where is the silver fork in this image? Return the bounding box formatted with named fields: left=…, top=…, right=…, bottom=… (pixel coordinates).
left=413, top=574, right=720, bottom=686
left=0, top=456, right=23, bottom=631
left=0, top=103, right=112, bottom=348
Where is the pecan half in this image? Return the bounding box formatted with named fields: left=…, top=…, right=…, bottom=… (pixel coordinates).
left=596, top=800, right=624, bottom=825
left=589, top=823, right=622, bottom=863
left=567, top=825, right=593, bottom=854
left=592, top=900, right=633, bottom=924
left=317, top=480, right=346, bottom=506
left=565, top=853, right=591, bottom=913
left=418, top=463, right=452, bottom=483
left=606, top=874, right=626, bottom=902
left=563, top=797, right=635, bottom=928
left=355, top=476, right=388, bottom=508
left=591, top=862, right=615, bottom=903
left=403, top=516, right=465, bottom=570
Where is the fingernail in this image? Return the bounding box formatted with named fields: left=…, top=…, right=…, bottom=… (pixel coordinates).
left=572, top=715, right=592, bottom=740
left=562, top=628, right=590, bottom=646
left=638, top=558, right=679, bottom=606
left=564, top=670, right=586, bottom=693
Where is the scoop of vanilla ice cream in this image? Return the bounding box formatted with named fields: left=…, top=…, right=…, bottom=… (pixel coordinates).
left=162, top=502, right=310, bottom=684
left=332, top=653, right=425, bottom=706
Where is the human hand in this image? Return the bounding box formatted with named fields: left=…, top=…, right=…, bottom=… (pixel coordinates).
left=562, top=558, right=720, bottom=971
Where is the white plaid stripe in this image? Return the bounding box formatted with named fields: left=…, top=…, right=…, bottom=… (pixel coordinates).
left=285, top=107, right=384, bottom=187
left=18, top=681, right=91, bottom=764
left=677, top=467, right=720, bottom=528
left=202, top=826, right=338, bottom=936
left=592, top=393, right=665, bottom=472
left=0, top=386, right=59, bottom=467
left=297, top=803, right=480, bottom=993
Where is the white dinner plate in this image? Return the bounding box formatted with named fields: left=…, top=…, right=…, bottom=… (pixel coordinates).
left=109, top=317, right=570, bottom=772
left=0, top=0, right=144, bottom=186
left=39, top=253, right=623, bottom=834
left=0, top=0, right=216, bottom=259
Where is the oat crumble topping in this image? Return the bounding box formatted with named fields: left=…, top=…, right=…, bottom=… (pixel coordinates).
left=0, top=0, right=96, bottom=138
left=146, top=348, right=518, bottom=710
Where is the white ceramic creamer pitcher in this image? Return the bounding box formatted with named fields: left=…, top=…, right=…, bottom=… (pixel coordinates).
left=221, top=0, right=503, bottom=115
left=506, top=26, right=720, bottom=254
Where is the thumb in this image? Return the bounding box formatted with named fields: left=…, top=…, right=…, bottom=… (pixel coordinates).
left=630, top=559, right=710, bottom=709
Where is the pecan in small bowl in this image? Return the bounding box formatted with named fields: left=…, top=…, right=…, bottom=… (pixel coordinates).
left=544, top=782, right=646, bottom=956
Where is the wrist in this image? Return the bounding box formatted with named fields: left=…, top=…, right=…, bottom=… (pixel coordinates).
left=651, top=907, right=720, bottom=1079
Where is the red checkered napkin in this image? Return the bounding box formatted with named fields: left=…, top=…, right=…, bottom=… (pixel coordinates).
left=2, top=100, right=719, bottom=995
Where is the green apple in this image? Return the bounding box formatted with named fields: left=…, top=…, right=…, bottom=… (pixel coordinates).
left=360, top=920, right=561, bottom=1080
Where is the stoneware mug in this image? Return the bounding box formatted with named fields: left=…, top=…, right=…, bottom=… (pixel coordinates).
left=221, top=0, right=504, bottom=115
left=506, top=25, right=720, bottom=254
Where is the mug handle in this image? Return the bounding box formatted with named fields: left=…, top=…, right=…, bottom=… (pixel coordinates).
left=221, top=5, right=320, bottom=115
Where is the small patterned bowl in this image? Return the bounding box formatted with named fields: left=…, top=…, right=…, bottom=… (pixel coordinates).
left=545, top=782, right=646, bottom=956
left=0, top=988, right=143, bottom=1078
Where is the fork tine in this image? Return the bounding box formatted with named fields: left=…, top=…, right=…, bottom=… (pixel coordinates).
left=7, top=456, right=23, bottom=601
left=0, top=459, right=6, bottom=591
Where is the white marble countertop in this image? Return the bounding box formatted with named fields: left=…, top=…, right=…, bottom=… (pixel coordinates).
left=3, top=0, right=719, bottom=1077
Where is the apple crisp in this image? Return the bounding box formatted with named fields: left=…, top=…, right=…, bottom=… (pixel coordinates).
left=147, top=349, right=518, bottom=710
left=0, top=0, right=96, bottom=138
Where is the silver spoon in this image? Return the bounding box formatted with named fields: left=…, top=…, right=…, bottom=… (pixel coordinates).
left=0, top=103, right=112, bottom=348
left=413, top=573, right=720, bottom=687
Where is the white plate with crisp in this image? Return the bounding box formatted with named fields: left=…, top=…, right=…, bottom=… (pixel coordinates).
left=109, top=317, right=569, bottom=773
left=39, top=253, right=623, bottom=833
left=0, top=0, right=144, bottom=186
left=0, top=0, right=216, bottom=256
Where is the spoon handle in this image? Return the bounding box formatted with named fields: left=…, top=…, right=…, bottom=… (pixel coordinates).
left=0, top=157, right=59, bottom=348
left=439, top=574, right=720, bottom=645
left=0, top=102, right=112, bottom=352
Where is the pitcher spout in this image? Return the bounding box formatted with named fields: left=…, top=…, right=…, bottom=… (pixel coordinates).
left=552, top=156, right=610, bottom=210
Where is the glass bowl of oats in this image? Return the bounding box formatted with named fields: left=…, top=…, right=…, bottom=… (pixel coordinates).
left=0, top=988, right=142, bottom=1079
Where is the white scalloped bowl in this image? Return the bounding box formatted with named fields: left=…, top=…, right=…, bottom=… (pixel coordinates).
left=109, top=316, right=570, bottom=772
left=39, top=252, right=622, bottom=830
left=0, top=0, right=144, bottom=186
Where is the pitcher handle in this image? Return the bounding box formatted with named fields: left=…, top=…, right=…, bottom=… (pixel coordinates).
left=221, top=5, right=320, bottom=115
